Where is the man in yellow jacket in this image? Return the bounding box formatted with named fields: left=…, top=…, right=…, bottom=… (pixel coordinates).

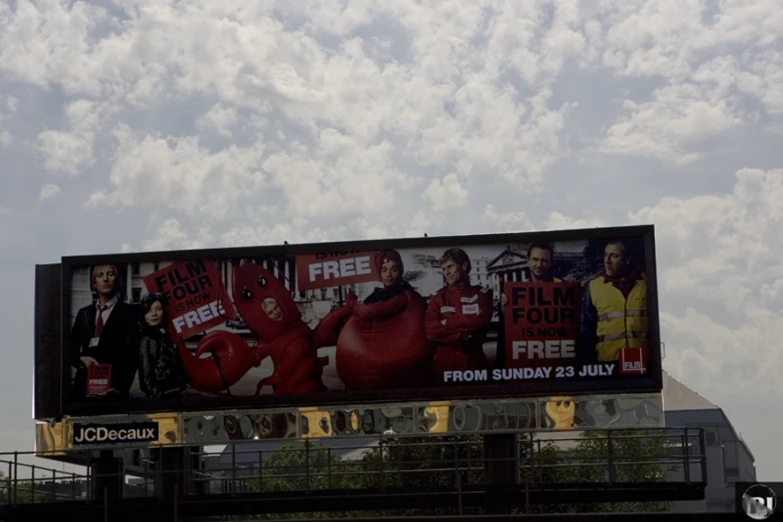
left=580, top=239, right=648, bottom=363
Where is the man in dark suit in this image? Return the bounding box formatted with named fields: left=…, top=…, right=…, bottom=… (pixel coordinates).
left=70, top=264, right=140, bottom=402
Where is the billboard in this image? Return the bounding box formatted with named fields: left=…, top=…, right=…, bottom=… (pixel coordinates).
left=40, top=225, right=661, bottom=418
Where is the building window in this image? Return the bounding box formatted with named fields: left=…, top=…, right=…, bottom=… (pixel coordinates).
left=131, top=263, right=140, bottom=275
left=132, top=288, right=141, bottom=303
left=706, top=431, right=718, bottom=446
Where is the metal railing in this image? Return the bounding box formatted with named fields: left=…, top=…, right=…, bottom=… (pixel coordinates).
left=0, top=427, right=706, bottom=507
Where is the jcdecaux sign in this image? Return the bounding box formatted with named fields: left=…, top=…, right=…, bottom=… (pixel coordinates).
left=72, top=421, right=159, bottom=446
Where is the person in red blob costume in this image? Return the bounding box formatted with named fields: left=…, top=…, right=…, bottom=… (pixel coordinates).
left=179, top=261, right=326, bottom=395
left=313, top=250, right=432, bottom=391
left=426, top=248, right=494, bottom=384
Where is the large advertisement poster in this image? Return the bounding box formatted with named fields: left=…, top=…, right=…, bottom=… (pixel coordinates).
left=59, top=226, right=661, bottom=415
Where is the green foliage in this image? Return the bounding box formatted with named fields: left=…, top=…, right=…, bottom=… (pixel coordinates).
left=0, top=470, right=41, bottom=504
left=174, top=429, right=678, bottom=520
left=351, top=435, right=485, bottom=517
left=516, top=430, right=674, bottom=514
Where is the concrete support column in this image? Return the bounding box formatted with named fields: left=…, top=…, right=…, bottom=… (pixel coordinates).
left=90, top=450, right=123, bottom=505
left=156, top=447, right=187, bottom=501
left=483, top=433, right=519, bottom=514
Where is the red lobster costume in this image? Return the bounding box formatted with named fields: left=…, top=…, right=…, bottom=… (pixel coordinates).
left=313, top=281, right=433, bottom=391
left=178, top=262, right=326, bottom=395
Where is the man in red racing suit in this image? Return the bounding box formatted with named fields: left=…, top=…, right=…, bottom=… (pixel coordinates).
left=426, top=247, right=493, bottom=384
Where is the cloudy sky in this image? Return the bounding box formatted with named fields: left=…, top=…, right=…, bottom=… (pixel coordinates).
left=1, top=0, right=781, bottom=481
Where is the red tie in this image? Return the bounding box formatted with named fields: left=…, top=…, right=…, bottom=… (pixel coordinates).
left=96, top=305, right=107, bottom=336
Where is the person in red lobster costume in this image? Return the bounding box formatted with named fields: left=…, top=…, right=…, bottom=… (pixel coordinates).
left=178, top=261, right=326, bottom=396
left=313, top=250, right=432, bottom=390
left=426, top=248, right=494, bottom=384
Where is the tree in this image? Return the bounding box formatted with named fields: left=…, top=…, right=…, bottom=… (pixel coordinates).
left=0, top=470, right=41, bottom=505
left=215, top=430, right=674, bottom=519
left=517, top=430, right=674, bottom=514
left=226, top=437, right=485, bottom=520
left=352, top=435, right=485, bottom=517
left=222, top=441, right=363, bottom=520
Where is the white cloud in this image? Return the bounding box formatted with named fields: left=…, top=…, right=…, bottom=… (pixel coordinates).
left=35, top=99, right=112, bottom=175
left=36, top=130, right=93, bottom=174
left=482, top=204, right=535, bottom=232
left=747, top=50, right=783, bottom=116
left=602, top=82, right=744, bottom=164
left=662, top=308, right=783, bottom=398
left=85, top=124, right=266, bottom=219
left=196, top=103, right=238, bottom=137
left=628, top=168, right=783, bottom=398
left=630, top=168, right=783, bottom=307
left=221, top=218, right=336, bottom=248
left=0, top=1, right=109, bottom=94
left=38, top=184, right=61, bottom=201
left=591, top=0, right=783, bottom=161
left=0, top=1, right=572, bottom=189
left=406, top=209, right=444, bottom=238
left=262, top=128, right=410, bottom=221
left=141, top=218, right=212, bottom=252
left=0, top=94, right=14, bottom=147
left=423, top=173, right=468, bottom=212
left=545, top=212, right=607, bottom=231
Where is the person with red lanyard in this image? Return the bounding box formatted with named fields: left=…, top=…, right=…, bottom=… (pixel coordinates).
left=70, top=264, right=140, bottom=401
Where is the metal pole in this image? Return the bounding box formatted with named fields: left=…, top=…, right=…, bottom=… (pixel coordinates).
left=456, top=469, right=463, bottom=515
left=13, top=452, right=18, bottom=505
left=174, top=483, right=179, bottom=522
left=534, top=436, right=541, bottom=487
left=305, top=440, right=311, bottom=491
left=87, top=452, right=92, bottom=502
left=231, top=444, right=236, bottom=495
left=698, top=428, right=707, bottom=483
left=528, top=434, right=534, bottom=514
left=453, top=438, right=458, bottom=489
left=31, top=465, right=35, bottom=502
left=103, top=486, right=108, bottom=522
left=258, top=450, right=264, bottom=492
left=379, top=437, right=385, bottom=489
left=684, top=427, right=691, bottom=484
left=607, top=431, right=615, bottom=484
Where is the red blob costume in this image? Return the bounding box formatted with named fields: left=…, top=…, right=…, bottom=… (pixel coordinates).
left=314, top=255, right=432, bottom=391
left=177, top=330, right=255, bottom=393
left=179, top=262, right=326, bottom=395
left=425, top=282, right=494, bottom=383
left=232, top=262, right=326, bottom=395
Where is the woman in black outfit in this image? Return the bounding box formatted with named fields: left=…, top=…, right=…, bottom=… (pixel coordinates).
left=137, top=293, right=187, bottom=399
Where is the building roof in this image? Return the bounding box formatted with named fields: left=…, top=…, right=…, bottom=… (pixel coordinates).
left=663, top=370, right=756, bottom=464
left=662, top=370, right=719, bottom=411
left=213, top=437, right=378, bottom=467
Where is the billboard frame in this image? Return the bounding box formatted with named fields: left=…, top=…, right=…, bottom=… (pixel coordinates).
left=53, top=224, right=661, bottom=419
